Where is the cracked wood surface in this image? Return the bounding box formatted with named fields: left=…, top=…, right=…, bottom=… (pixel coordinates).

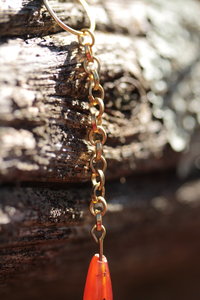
left=0, top=0, right=200, bottom=182
left=1, top=1, right=200, bottom=299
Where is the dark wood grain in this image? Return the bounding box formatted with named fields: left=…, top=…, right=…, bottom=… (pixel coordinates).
left=0, top=0, right=200, bottom=182
left=1, top=0, right=200, bottom=299
left=1, top=173, right=200, bottom=300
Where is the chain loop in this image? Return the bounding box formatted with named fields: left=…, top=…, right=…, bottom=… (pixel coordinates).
left=91, top=169, right=105, bottom=189
left=90, top=69, right=100, bottom=89
left=90, top=196, right=107, bottom=216
left=83, top=56, right=100, bottom=74
left=78, top=28, right=95, bottom=46
left=89, top=82, right=104, bottom=99
left=89, top=125, right=107, bottom=145
left=91, top=113, right=98, bottom=132
left=84, top=44, right=93, bottom=62
left=96, top=212, right=103, bottom=231
left=90, top=96, right=104, bottom=117
left=95, top=142, right=103, bottom=160
left=90, top=153, right=107, bottom=173
left=92, top=183, right=105, bottom=200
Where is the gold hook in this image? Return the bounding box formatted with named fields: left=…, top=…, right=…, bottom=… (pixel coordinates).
left=43, top=0, right=95, bottom=36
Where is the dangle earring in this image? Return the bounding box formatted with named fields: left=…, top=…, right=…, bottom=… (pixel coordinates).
left=43, top=1, right=113, bottom=299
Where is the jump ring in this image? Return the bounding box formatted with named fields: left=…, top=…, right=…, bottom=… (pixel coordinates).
left=89, top=82, right=104, bottom=99
left=90, top=154, right=107, bottom=173
left=83, top=57, right=100, bottom=74
left=91, top=169, right=105, bottom=189
left=78, top=28, right=95, bottom=46
left=92, top=183, right=105, bottom=199
left=90, top=97, right=104, bottom=121
left=89, top=126, right=107, bottom=145
left=90, top=196, right=107, bottom=216
left=84, top=44, right=93, bottom=62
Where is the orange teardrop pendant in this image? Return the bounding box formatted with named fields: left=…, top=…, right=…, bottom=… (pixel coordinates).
left=83, top=254, right=113, bottom=300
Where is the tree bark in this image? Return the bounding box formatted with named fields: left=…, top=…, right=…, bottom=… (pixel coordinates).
left=1, top=174, right=200, bottom=300
left=0, top=0, right=200, bottom=182
left=1, top=0, right=200, bottom=299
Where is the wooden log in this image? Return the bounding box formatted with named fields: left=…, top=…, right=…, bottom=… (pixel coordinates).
left=1, top=0, right=200, bottom=299
left=1, top=173, right=200, bottom=299
left=0, top=0, right=200, bottom=182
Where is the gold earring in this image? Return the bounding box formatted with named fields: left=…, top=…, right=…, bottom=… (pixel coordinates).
left=43, top=1, right=113, bottom=299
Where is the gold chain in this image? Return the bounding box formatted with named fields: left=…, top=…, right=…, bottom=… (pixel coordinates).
left=79, top=29, right=107, bottom=261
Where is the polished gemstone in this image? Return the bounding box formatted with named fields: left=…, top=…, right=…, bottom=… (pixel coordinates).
left=83, top=254, right=113, bottom=300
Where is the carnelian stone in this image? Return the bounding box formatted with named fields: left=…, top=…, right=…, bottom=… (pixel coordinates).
left=83, top=254, right=113, bottom=300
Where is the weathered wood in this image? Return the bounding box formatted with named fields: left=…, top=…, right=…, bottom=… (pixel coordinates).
left=0, top=0, right=200, bottom=182
left=1, top=173, right=200, bottom=299
left=1, top=0, right=200, bottom=299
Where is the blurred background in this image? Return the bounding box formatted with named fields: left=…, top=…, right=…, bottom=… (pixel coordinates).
left=0, top=0, right=200, bottom=299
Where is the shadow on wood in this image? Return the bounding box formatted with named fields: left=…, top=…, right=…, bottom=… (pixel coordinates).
left=0, top=0, right=200, bottom=299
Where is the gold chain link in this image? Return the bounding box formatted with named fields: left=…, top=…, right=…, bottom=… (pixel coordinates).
left=43, top=0, right=108, bottom=262
left=79, top=29, right=107, bottom=261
